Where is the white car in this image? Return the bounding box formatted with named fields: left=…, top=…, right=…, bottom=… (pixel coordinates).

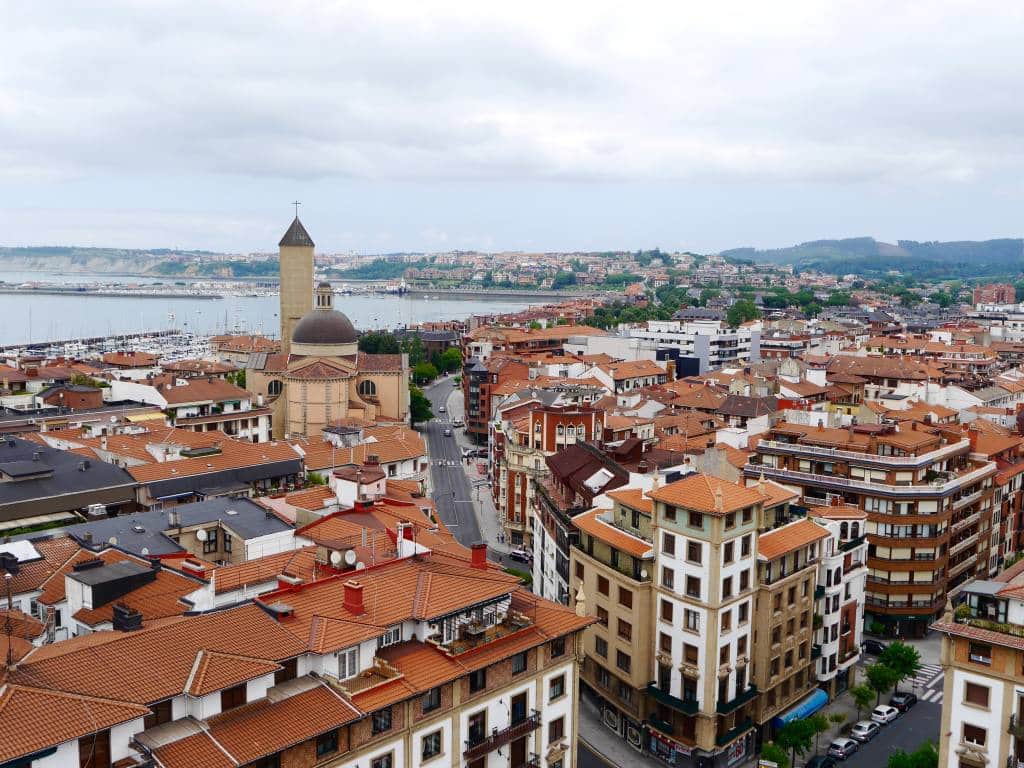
left=871, top=704, right=900, bottom=724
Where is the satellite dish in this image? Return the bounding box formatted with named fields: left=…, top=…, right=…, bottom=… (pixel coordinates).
left=141, top=547, right=149, bottom=556
left=343, top=549, right=357, bottom=565
left=108, top=536, right=118, bottom=546
left=355, top=562, right=366, bottom=571
left=329, top=550, right=343, bottom=566
left=196, top=529, right=208, bottom=542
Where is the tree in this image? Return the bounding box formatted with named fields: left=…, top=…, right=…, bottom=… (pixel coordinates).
left=866, top=662, right=899, bottom=704
left=528, top=320, right=542, bottom=330
left=438, top=347, right=462, bottom=374
left=359, top=332, right=400, bottom=354
left=726, top=299, right=761, bottom=327
left=850, top=684, right=875, bottom=720
left=409, top=384, right=433, bottom=424
left=808, top=714, right=830, bottom=756
left=412, top=361, right=439, bottom=385
left=776, top=719, right=816, bottom=768
left=826, top=291, right=851, bottom=306
left=879, top=641, right=922, bottom=693
left=888, top=741, right=938, bottom=768
left=226, top=369, right=246, bottom=389
left=551, top=271, right=577, bottom=289
left=759, top=742, right=789, bottom=768
left=401, top=333, right=427, bottom=365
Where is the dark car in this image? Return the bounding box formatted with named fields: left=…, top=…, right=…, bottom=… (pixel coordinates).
left=889, top=692, right=918, bottom=712
left=805, top=757, right=837, bottom=768
left=862, top=638, right=887, bottom=655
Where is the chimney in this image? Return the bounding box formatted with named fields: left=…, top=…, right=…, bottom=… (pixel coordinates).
left=343, top=580, right=365, bottom=615
left=471, top=542, right=488, bottom=570
left=112, top=603, right=143, bottom=632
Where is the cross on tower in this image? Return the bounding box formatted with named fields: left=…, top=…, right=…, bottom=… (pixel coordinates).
left=292, top=201, right=301, bottom=218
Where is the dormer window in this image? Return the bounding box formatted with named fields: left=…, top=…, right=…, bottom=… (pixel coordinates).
left=378, top=624, right=402, bottom=648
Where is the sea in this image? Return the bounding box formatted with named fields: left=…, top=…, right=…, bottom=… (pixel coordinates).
left=0, top=271, right=535, bottom=346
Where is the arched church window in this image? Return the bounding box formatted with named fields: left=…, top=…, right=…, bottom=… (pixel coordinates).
left=268, top=380, right=283, bottom=396
left=358, top=380, right=377, bottom=397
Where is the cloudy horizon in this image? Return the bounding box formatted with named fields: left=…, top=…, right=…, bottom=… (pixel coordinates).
left=1, top=1, right=1022, bottom=254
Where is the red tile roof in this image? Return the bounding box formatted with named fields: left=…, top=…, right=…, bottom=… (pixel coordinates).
left=650, top=473, right=765, bottom=515
left=758, top=519, right=831, bottom=560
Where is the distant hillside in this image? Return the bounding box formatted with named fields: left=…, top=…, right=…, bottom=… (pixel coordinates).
left=0, top=246, right=278, bottom=278
left=722, top=238, right=1024, bottom=279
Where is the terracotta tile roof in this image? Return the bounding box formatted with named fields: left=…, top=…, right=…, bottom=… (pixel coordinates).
left=757, top=519, right=831, bottom=561
left=127, top=440, right=300, bottom=483
left=931, top=619, right=1024, bottom=651
left=600, top=359, right=667, bottom=380
left=149, top=730, right=235, bottom=768
left=212, top=547, right=320, bottom=594
left=658, top=381, right=727, bottom=409
left=3, top=536, right=81, bottom=595
left=972, top=431, right=1023, bottom=458
left=73, top=561, right=203, bottom=628
left=356, top=352, right=405, bottom=372
left=0, top=685, right=149, bottom=763
left=753, top=479, right=799, bottom=509
left=606, top=488, right=653, bottom=514
left=573, top=508, right=653, bottom=559
left=159, top=378, right=251, bottom=405
left=0, top=609, right=45, bottom=640
left=286, top=358, right=355, bottom=381
left=186, top=650, right=282, bottom=696
left=649, top=473, right=765, bottom=515
left=290, top=427, right=426, bottom=471
left=350, top=675, right=419, bottom=711
left=102, top=350, right=158, bottom=368
left=0, top=636, right=34, bottom=665
left=282, top=485, right=337, bottom=511
left=605, top=414, right=654, bottom=430
left=807, top=503, right=866, bottom=520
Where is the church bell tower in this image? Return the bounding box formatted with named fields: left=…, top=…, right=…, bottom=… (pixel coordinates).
left=278, top=214, right=315, bottom=356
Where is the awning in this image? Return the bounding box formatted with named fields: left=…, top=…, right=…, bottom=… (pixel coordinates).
left=126, top=412, right=166, bottom=422
left=772, top=689, right=828, bottom=728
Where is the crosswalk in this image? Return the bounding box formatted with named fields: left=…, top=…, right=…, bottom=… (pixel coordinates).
left=908, top=663, right=944, bottom=704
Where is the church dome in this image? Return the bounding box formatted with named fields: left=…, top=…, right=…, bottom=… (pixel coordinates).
left=292, top=309, right=358, bottom=345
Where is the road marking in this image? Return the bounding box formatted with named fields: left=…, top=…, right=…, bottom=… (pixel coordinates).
left=925, top=672, right=944, bottom=688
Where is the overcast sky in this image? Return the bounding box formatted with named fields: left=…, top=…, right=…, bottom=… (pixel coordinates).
left=1, top=1, right=1022, bottom=254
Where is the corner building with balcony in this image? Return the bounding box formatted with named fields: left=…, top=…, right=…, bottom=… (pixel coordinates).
left=746, top=421, right=998, bottom=637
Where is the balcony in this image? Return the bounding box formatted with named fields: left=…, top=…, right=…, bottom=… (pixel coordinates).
left=949, top=554, right=978, bottom=578
left=840, top=536, right=866, bottom=552
left=755, top=438, right=970, bottom=469
left=811, top=644, right=822, bottom=659
left=717, top=685, right=758, bottom=715
left=716, top=717, right=754, bottom=747
left=952, top=512, right=982, bottom=533
left=950, top=537, right=977, bottom=557
left=815, top=585, right=826, bottom=599
left=648, top=715, right=674, bottom=735
left=746, top=463, right=996, bottom=499
left=1009, top=714, right=1024, bottom=739
left=953, top=490, right=984, bottom=512
left=647, top=682, right=699, bottom=715
left=464, top=710, right=541, bottom=759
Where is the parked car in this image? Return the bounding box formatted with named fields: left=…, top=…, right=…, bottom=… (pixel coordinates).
left=850, top=721, right=881, bottom=742
left=443, top=428, right=452, bottom=437
left=827, top=739, right=859, bottom=760
left=805, top=756, right=837, bottom=768
left=509, top=549, right=532, bottom=563
left=889, top=692, right=918, bottom=712
left=862, top=638, right=887, bottom=655
left=871, top=705, right=900, bottom=724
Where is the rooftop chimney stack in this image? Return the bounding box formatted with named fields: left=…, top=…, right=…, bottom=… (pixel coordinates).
left=343, top=580, right=365, bottom=615
left=471, top=542, right=488, bottom=570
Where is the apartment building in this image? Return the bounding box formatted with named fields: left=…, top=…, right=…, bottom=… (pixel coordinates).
left=644, top=474, right=765, bottom=768
left=623, top=319, right=761, bottom=374
left=0, top=539, right=591, bottom=768
left=746, top=420, right=998, bottom=636
left=570, top=488, right=656, bottom=750
left=463, top=356, right=531, bottom=444
left=933, top=567, right=1024, bottom=768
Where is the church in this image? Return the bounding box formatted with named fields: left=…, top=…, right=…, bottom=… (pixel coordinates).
left=246, top=216, right=410, bottom=439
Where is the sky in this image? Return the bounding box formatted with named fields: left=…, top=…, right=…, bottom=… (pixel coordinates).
left=1, top=1, right=1022, bottom=254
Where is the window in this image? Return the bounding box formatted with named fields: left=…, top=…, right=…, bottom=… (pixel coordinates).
left=275, top=658, right=297, bottom=685
left=665, top=505, right=677, bottom=522
left=962, top=724, right=986, bottom=746
left=720, top=610, right=732, bottom=633
left=742, top=507, right=752, bottom=524
left=316, top=730, right=339, bottom=758
left=719, top=645, right=729, bottom=665
left=964, top=682, right=990, bottom=708
left=660, top=632, right=672, bottom=654
left=422, top=687, right=442, bottom=712
left=372, top=754, right=393, bottom=768
left=685, top=576, right=701, bottom=598
left=468, top=711, right=487, bottom=744
left=378, top=625, right=401, bottom=648
left=737, top=635, right=747, bottom=656
left=660, top=600, right=674, bottom=623
left=722, top=576, right=733, bottom=599
left=724, top=541, right=734, bottom=563
left=784, top=650, right=793, bottom=669
left=662, top=567, right=675, bottom=590
left=773, top=593, right=782, bottom=612
left=741, top=535, right=752, bottom=557
left=619, top=587, right=633, bottom=608
left=202, top=529, right=217, bottom=554
left=598, top=576, right=609, bottom=596
left=549, top=716, right=565, bottom=744
left=618, top=619, right=632, bottom=641
left=787, top=586, right=796, bottom=605
left=223, top=534, right=232, bottom=553
left=663, top=532, right=676, bottom=556
left=770, top=657, right=779, bottom=676
left=267, top=379, right=283, bottom=396
left=575, top=562, right=584, bottom=580
left=144, top=699, right=173, bottom=729
left=684, top=608, right=700, bottom=632
left=597, top=666, right=611, bottom=687
left=688, top=511, right=703, bottom=529
left=550, top=674, right=566, bottom=700
left=551, top=637, right=566, bottom=658
left=595, top=637, right=608, bottom=657
left=511, top=651, right=527, bottom=675
left=371, top=708, right=393, bottom=735
left=726, top=513, right=736, bottom=529
left=221, top=683, right=246, bottom=711
left=738, top=602, right=749, bottom=623
left=687, top=541, right=702, bottom=564
left=338, top=646, right=359, bottom=680
left=597, top=607, right=609, bottom=626
left=469, top=668, right=487, bottom=693
left=358, top=379, right=377, bottom=397
left=616, top=650, right=631, bottom=673
left=684, top=644, right=699, bottom=664
left=739, top=569, right=750, bottom=591
left=969, top=642, right=992, bottom=665
left=618, top=681, right=634, bottom=705
left=511, top=692, right=528, bottom=724
left=422, top=731, right=442, bottom=761
left=771, top=626, right=781, bottom=644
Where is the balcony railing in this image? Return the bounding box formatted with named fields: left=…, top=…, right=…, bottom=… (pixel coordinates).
left=464, top=711, right=541, bottom=759
left=950, top=537, right=977, bottom=557
left=716, top=717, right=754, bottom=747
left=746, top=463, right=995, bottom=499
left=953, top=491, right=984, bottom=512
left=840, top=536, right=866, bottom=552
left=648, top=715, right=673, bottom=735
left=755, top=438, right=970, bottom=468
left=647, top=682, right=699, bottom=715
left=717, top=685, right=758, bottom=715
left=811, top=644, right=822, bottom=659
left=815, top=585, right=826, bottom=599
left=952, top=512, right=982, bottom=533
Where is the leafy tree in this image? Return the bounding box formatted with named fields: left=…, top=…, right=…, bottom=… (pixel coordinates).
left=528, top=320, right=542, bottom=330
left=808, top=714, right=830, bottom=755
left=776, top=719, right=815, bottom=768
left=481, top=271, right=494, bottom=287
left=850, top=684, right=875, bottom=720
left=551, top=271, right=577, bottom=289
left=760, top=742, right=789, bottom=768
left=726, top=299, right=761, bottom=327
left=888, top=741, right=938, bottom=768
left=438, top=347, right=462, bottom=373
left=866, top=662, right=899, bottom=704
left=826, top=291, right=851, bottom=306
left=829, top=712, right=847, bottom=731
left=698, top=287, right=721, bottom=306
left=409, top=384, right=433, bottom=424
left=307, top=472, right=326, bottom=486
left=805, top=301, right=822, bottom=318
left=412, top=362, right=438, bottom=385
left=359, top=332, right=400, bottom=354
left=879, top=641, right=922, bottom=693
left=401, top=333, right=427, bottom=366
